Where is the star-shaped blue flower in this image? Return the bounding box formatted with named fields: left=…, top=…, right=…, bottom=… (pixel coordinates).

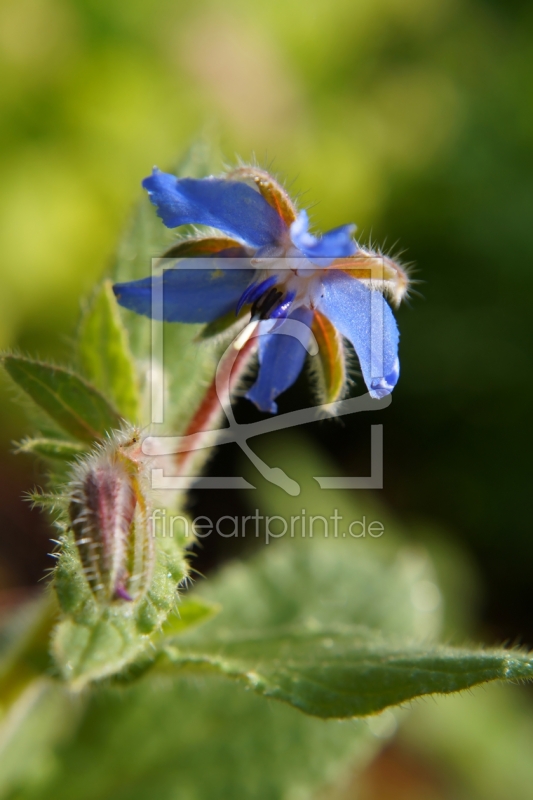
left=114, top=166, right=408, bottom=413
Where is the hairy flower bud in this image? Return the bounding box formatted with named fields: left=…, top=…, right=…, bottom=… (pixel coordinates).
left=67, top=428, right=154, bottom=604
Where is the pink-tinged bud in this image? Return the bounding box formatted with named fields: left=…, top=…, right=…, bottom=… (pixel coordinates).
left=68, top=428, right=154, bottom=603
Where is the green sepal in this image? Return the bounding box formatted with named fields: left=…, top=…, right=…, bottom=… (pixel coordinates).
left=161, top=236, right=242, bottom=260
left=197, top=307, right=249, bottom=341
left=51, top=532, right=190, bottom=688
left=310, top=311, right=346, bottom=403
left=52, top=613, right=151, bottom=688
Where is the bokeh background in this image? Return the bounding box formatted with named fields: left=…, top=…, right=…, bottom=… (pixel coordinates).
left=0, top=0, right=532, bottom=794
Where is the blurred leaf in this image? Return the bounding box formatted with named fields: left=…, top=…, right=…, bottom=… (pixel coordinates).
left=0, top=594, right=56, bottom=705
left=401, top=683, right=533, bottom=800
left=0, top=680, right=80, bottom=799
left=78, top=280, right=139, bottom=421
left=143, top=436, right=531, bottom=719
left=157, top=493, right=530, bottom=719
left=15, top=438, right=87, bottom=460
left=0, top=598, right=72, bottom=799
left=191, top=496, right=442, bottom=642
left=164, top=628, right=533, bottom=718
left=10, top=677, right=378, bottom=800
left=1, top=355, right=121, bottom=442
left=0, top=533, right=383, bottom=799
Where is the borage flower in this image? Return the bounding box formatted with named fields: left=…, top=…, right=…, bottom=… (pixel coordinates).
left=113, top=167, right=409, bottom=413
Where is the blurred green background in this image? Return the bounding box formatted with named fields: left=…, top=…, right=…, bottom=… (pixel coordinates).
left=1, top=0, right=533, bottom=796
left=1, top=0, right=531, bottom=640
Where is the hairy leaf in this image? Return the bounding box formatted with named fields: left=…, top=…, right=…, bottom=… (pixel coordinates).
left=16, top=438, right=87, bottom=460
left=78, top=280, right=139, bottom=421
left=52, top=533, right=189, bottom=689
left=164, top=628, right=533, bottom=718
left=1, top=356, right=122, bottom=442
left=3, top=676, right=378, bottom=800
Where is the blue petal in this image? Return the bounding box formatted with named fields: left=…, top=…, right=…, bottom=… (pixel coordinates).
left=316, top=271, right=399, bottom=398
left=143, top=169, right=286, bottom=248
left=290, top=210, right=358, bottom=266
left=113, top=256, right=255, bottom=323
left=246, top=306, right=314, bottom=414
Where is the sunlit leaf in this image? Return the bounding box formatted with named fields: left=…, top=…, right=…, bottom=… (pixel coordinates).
left=16, top=438, right=87, bottom=460
left=78, top=280, right=139, bottom=421
left=1, top=355, right=122, bottom=442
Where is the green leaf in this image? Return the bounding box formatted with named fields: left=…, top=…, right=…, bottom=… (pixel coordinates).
left=78, top=280, right=139, bottom=421
left=185, top=522, right=441, bottom=642
left=16, top=438, right=87, bottom=460
left=1, top=355, right=122, bottom=443
left=163, top=628, right=533, bottom=718
left=51, top=533, right=189, bottom=689
left=52, top=615, right=151, bottom=688
left=0, top=680, right=78, bottom=799
left=6, top=677, right=378, bottom=800
left=0, top=594, right=56, bottom=704
left=144, top=433, right=533, bottom=719
left=402, top=683, right=533, bottom=800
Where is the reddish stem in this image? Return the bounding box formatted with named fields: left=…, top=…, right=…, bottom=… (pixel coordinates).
left=175, top=335, right=258, bottom=474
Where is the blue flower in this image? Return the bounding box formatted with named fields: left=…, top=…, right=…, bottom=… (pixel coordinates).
left=114, top=166, right=408, bottom=413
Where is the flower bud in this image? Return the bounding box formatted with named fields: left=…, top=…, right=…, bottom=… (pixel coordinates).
left=67, top=428, right=154, bottom=604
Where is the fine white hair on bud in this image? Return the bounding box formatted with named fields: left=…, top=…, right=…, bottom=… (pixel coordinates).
left=67, top=426, right=154, bottom=604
